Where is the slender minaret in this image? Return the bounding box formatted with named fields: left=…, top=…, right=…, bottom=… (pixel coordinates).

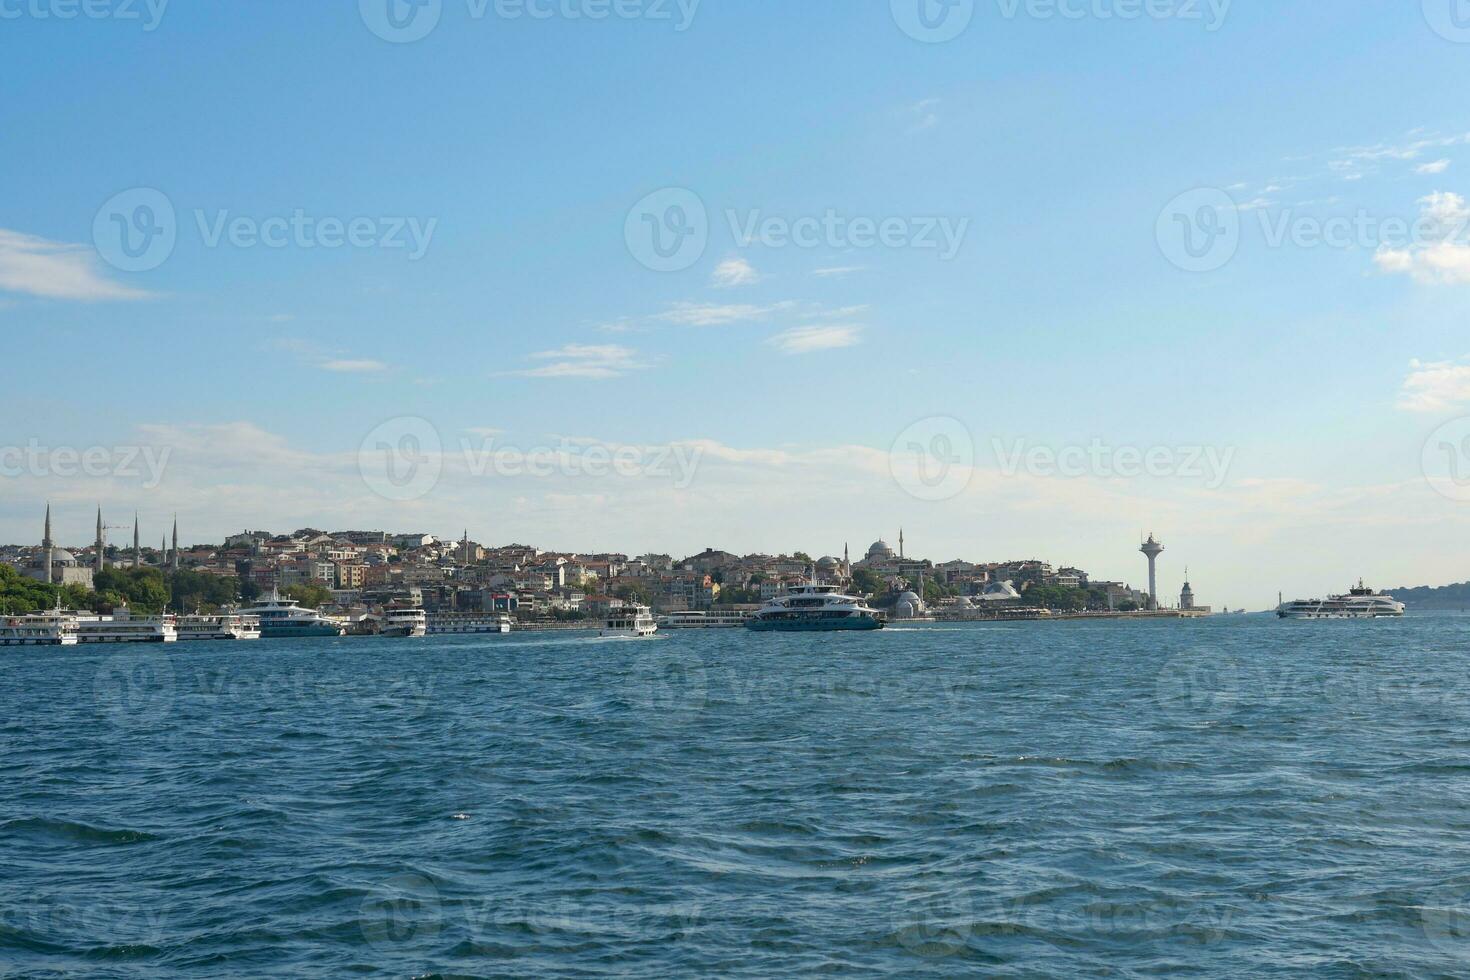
left=843, top=543, right=850, bottom=577
left=133, top=513, right=141, bottom=569
left=43, top=503, right=54, bottom=584
left=171, top=515, right=180, bottom=571
left=161, top=534, right=168, bottom=568
left=462, top=529, right=470, bottom=567
left=94, top=507, right=105, bottom=573
left=1140, top=533, right=1164, bottom=611
left=899, top=528, right=905, bottom=560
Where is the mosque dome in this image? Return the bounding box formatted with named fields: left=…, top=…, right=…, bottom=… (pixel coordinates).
left=816, top=556, right=838, bottom=569
left=35, top=547, right=77, bottom=566
left=867, top=540, right=894, bottom=560
left=892, top=590, right=925, bottom=620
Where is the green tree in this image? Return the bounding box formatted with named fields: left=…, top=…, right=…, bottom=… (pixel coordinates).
left=0, top=564, right=59, bottom=615
left=284, top=583, right=332, bottom=609
left=167, top=569, right=240, bottom=612
left=850, top=568, right=884, bottom=597
left=93, top=567, right=171, bottom=614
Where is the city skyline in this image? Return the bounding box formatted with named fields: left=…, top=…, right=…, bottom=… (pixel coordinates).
left=6, top=5, right=1470, bottom=611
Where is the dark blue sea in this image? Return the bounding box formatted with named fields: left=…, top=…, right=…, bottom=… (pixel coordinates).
left=5, top=615, right=1470, bottom=977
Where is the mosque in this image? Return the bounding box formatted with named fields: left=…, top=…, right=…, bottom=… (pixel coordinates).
left=23, top=504, right=180, bottom=588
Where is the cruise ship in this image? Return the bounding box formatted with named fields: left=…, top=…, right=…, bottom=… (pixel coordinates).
left=427, top=612, right=513, bottom=635
left=746, top=584, right=885, bottom=632
left=381, top=606, right=428, bottom=638
left=74, top=609, right=178, bottom=643
left=1277, top=581, right=1406, bottom=619
left=176, top=613, right=262, bottom=641
left=0, top=610, right=79, bottom=646
left=238, top=589, right=345, bottom=638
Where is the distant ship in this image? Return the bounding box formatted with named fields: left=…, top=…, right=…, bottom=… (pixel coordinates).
left=427, top=612, right=512, bottom=635
left=380, top=605, right=428, bottom=638
left=239, top=589, right=345, bottom=638
left=658, top=611, right=748, bottom=629
left=746, top=584, right=885, bottom=632
left=1277, top=581, right=1405, bottom=619
left=0, top=610, right=79, bottom=646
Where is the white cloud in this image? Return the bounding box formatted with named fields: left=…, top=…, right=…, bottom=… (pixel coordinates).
left=909, top=97, right=940, bottom=132
left=710, top=256, right=760, bottom=288
left=514, top=344, right=645, bottom=379
left=322, top=359, right=388, bottom=373
left=1372, top=192, right=1470, bottom=285
left=1397, top=359, right=1470, bottom=413
left=655, top=301, right=791, bottom=327
left=767, top=324, right=862, bottom=355
left=0, top=228, right=152, bottom=301
left=1418, top=159, right=1452, bottom=175
left=811, top=266, right=865, bottom=279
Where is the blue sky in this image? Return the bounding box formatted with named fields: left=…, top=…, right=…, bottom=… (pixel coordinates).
left=5, top=1, right=1470, bottom=608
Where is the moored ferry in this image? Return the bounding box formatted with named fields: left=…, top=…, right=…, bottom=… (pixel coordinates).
left=176, top=613, right=262, bottom=641
left=427, top=612, right=513, bottom=635
left=1277, top=581, right=1405, bottom=619
left=600, top=604, right=658, bottom=638
left=658, top=610, right=748, bottom=629
left=0, top=610, right=80, bottom=646
left=381, top=606, right=428, bottom=638
left=238, top=589, right=345, bottom=638
left=746, top=584, right=885, bottom=632
left=74, top=608, right=178, bottom=643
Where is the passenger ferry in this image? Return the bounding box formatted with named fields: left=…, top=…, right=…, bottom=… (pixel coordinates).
left=747, top=584, right=885, bottom=632
left=238, top=589, right=345, bottom=638
left=0, top=610, right=79, bottom=646
left=657, top=610, right=748, bottom=629
left=600, top=604, right=658, bottom=638
left=176, top=613, right=262, bottom=641
left=427, top=612, right=512, bottom=635
left=381, top=606, right=428, bottom=638
left=1277, top=581, right=1406, bottom=619
left=74, top=608, right=178, bottom=643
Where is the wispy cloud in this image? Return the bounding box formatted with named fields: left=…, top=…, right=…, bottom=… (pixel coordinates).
left=710, top=256, right=760, bottom=288
left=655, top=301, right=792, bottom=327
left=322, top=359, right=388, bottom=374
left=767, top=324, right=862, bottom=355
left=1418, top=159, right=1452, bottom=176
left=909, top=97, right=940, bottom=132
left=1397, top=358, right=1470, bottom=413
left=811, top=266, right=865, bottom=279
left=514, top=344, right=646, bottom=379
left=0, top=228, right=152, bottom=301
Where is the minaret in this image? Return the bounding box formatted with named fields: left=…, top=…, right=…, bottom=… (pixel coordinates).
left=171, top=515, right=180, bottom=571
left=843, top=543, right=850, bottom=577
left=161, top=535, right=168, bottom=568
left=1140, top=533, right=1164, bottom=611
left=43, top=503, right=54, bottom=584
left=899, top=528, right=905, bottom=560
left=133, top=514, right=141, bottom=569
left=462, top=529, right=470, bottom=567
left=95, top=507, right=105, bottom=573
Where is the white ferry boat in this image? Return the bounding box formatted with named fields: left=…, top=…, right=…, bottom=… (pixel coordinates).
left=176, top=613, right=262, bottom=641
left=238, top=589, right=345, bottom=638
left=0, top=610, right=79, bottom=646
left=600, top=604, right=658, bottom=638
left=74, top=608, right=178, bottom=643
left=746, top=584, right=885, bottom=632
left=1277, top=581, right=1406, bottom=620
left=657, top=610, right=748, bottom=629
left=427, top=612, right=513, bottom=635
left=381, top=606, right=428, bottom=638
